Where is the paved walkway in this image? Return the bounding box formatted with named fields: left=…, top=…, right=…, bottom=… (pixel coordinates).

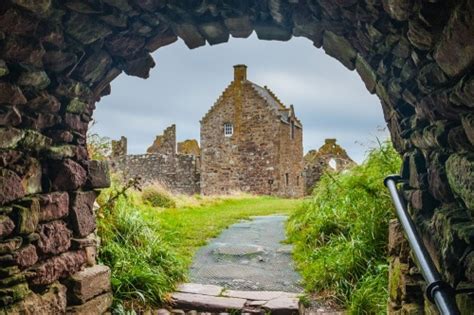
left=166, top=216, right=344, bottom=314
left=189, top=215, right=302, bottom=292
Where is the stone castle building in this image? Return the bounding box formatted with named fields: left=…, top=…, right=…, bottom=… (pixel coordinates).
left=200, top=65, right=304, bottom=197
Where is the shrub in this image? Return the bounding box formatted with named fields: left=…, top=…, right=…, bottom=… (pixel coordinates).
left=141, top=184, right=176, bottom=208
left=287, top=140, right=401, bottom=313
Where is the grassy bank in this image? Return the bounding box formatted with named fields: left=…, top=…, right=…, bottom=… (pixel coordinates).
left=96, top=187, right=302, bottom=311
left=287, top=141, right=401, bottom=314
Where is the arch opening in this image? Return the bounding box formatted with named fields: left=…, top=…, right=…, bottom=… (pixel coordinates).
left=0, top=0, right=473, bottom=313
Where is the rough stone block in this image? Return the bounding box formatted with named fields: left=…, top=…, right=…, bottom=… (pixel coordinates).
left=355, top=55, right=377, bottom=93
left=0, top=215, right=15, bottom=238
left=37, top=220, right=72, bottom=255
left=0, top=236, right=22, bottom=255
left=0, top=82, right=27, bottom=105
left=323, top=31, right=357, bottom=70
left=20, top=157, right=42, bottom=195
left=2, top=282, right=67, bottom=314
left=13, top=244, right=38, bottom=268
left=69, top=191, right=97, bottom=238
left=171, top=292, right=246, bottom=311
left=0, top=282, right=30, bottom=306
left=38, top=192, right=69, bottom=222
left=0, top=127, right=24, bottom=149
left=65, top=265, right=111, bottom=305
left=29, top=250, right=87, bottom=285
left=434, top=0, right=474, bottom=77
left=224, top=16, right=253, bottom=38
left=446, top=153, right=474, bottom=211
left=13, top=199, right=39, bottom=235
left=51, top=159, right=87, bottom=191
left=173, top=24, right=205, bottom=49
left=145, top=32, right=178, bottom=52
left=66, top=292, right=112, bottom=315
left=0, top=168, right=25, bottom=205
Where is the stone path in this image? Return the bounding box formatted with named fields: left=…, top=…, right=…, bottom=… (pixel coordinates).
left=189, top=215, right=302, bottom=292
left=164, top=216, right=345, bottom=315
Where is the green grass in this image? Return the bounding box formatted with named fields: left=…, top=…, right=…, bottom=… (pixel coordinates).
left=97, top=191, right=302, bottom=311
left=286, top=141, right=401, bottom=314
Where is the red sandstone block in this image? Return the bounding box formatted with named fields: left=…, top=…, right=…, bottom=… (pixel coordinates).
left=36, top=220, right=72, bottom=255
left=30, top=250, right=87, bottom=285
left=86, top=160, right=111, bottom=189
left=13, top=244, right=38, bottom=269
left=69, top=191, right=97, bottom=238
left=38, top=192, right=69, bottom=222
left=0, top=168, right=25, bottom=205
left=51, top=159, right=87, bottom=191
left=66, top=292, right=112, bottom=315
left=0, top=215, right=15, bottom=238
left=65, top=265, right=111, bottom=305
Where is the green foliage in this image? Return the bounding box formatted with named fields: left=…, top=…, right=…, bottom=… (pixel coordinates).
left=87, top=127, right=111, bottom=160
left=287, top=141, right=401, bottom=313
left=97, top=183, right=302, bottom=311
left=97, top=193, right=186, bottom=310
left=141, top=185, right=176, bottom=208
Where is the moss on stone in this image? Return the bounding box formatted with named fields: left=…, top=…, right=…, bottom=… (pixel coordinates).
left=446, top=153, right=474, bottom=211
left=66, top=98, right=88, bottom=114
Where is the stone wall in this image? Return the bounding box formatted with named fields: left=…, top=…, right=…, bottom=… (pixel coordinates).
left=0, top=0, right=472, bottom=313
left=110, top=153, right=200, bottom=195
left=110, top=126, right=200, bottom=195
left=304, top=139, right=355, bottom=194
left=200, top=66, right=304, bottom=198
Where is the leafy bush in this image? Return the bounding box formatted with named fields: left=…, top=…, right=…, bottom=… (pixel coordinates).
left=141, top=184, right=176, bottom=208
left=287, top=140, right=401, bottom=314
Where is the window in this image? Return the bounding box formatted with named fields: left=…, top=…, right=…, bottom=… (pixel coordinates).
left=290, top=120, right=295, bottom=140
left=296, top=176, right=299, bottom=186
left=285, top=173, right=289, bottom=186
left=224, top=123, right=233, bottom=137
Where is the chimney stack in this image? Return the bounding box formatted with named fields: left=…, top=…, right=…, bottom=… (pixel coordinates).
left=233, top=64, right=247, bottom=81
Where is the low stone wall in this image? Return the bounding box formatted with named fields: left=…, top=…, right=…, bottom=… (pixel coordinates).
left=110, top=153, right=200, bottom=195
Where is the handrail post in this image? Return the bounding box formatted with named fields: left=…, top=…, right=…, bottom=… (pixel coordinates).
left=384, top=175, right=460, bottom=315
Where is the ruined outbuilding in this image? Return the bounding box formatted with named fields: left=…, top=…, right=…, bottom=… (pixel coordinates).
left=304, top=139, right=355, bottom=194
left=110, top=126, right=200, bottom=195
left=201, top=65, right=304, bottom=198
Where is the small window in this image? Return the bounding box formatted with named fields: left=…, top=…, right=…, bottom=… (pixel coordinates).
left=285, top=173, right=289, bottom=186
left=290, top=121, right=295, bottom=140
left=224, top=123, right=233, bottom=137
left=296, top=176, right=299, bottom=186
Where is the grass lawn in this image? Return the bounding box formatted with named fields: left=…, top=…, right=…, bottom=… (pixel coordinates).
left=97, top=190, right=302, bottom=311
left=156, top=197, right=303, bottom=266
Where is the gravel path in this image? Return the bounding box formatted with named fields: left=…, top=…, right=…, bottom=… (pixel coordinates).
left=189, top=215, right=302, bottom=292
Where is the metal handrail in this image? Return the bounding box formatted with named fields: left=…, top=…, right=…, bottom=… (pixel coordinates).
left=384, top=175, right=460, bottom=315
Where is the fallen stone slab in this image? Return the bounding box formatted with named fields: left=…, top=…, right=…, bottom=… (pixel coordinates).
left=263, top=297, right=300, bottom=315
left=177, top=283, right=223, bottom=296
left=171, top=292, right=246, bottom=312
left=223, top=290, right=299, bottom=301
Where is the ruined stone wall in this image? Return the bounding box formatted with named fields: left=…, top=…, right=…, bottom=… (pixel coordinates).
left=0, top=0, right=473, bottom=313
left=304, top=139, right=356, bottom=194
left=147, top=124, right=176, bottom=155
left=110, top=153, right=200, bottom=195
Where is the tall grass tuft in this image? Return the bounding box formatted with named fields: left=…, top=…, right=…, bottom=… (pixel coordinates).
left=141, top=183, right=177, bottom=208
left=287, top=140, right=401, bottom=314
left=97, top=190, right=186, bottom=310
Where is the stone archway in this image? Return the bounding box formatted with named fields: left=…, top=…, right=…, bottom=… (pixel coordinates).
left=0, top=0, right=473, bottom=313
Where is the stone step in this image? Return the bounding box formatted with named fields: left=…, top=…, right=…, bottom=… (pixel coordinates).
left=169, top=283, right=301, bottom=315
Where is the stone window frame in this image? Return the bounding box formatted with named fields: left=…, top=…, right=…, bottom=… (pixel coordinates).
left=224, top=122, right=233, bottom=137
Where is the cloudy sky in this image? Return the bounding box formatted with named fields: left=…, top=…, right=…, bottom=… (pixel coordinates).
left=92, top=33, right=388, bottom=163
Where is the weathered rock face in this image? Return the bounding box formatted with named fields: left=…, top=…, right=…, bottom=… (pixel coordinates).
left=304, top=139, right=355, bottom=194
left=147, top=124, right=176, bottom=155
left=0, top=0, right=472, bottom=313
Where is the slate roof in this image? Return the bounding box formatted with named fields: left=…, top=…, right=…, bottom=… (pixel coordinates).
left=249, top=82, right=301, bottom=127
